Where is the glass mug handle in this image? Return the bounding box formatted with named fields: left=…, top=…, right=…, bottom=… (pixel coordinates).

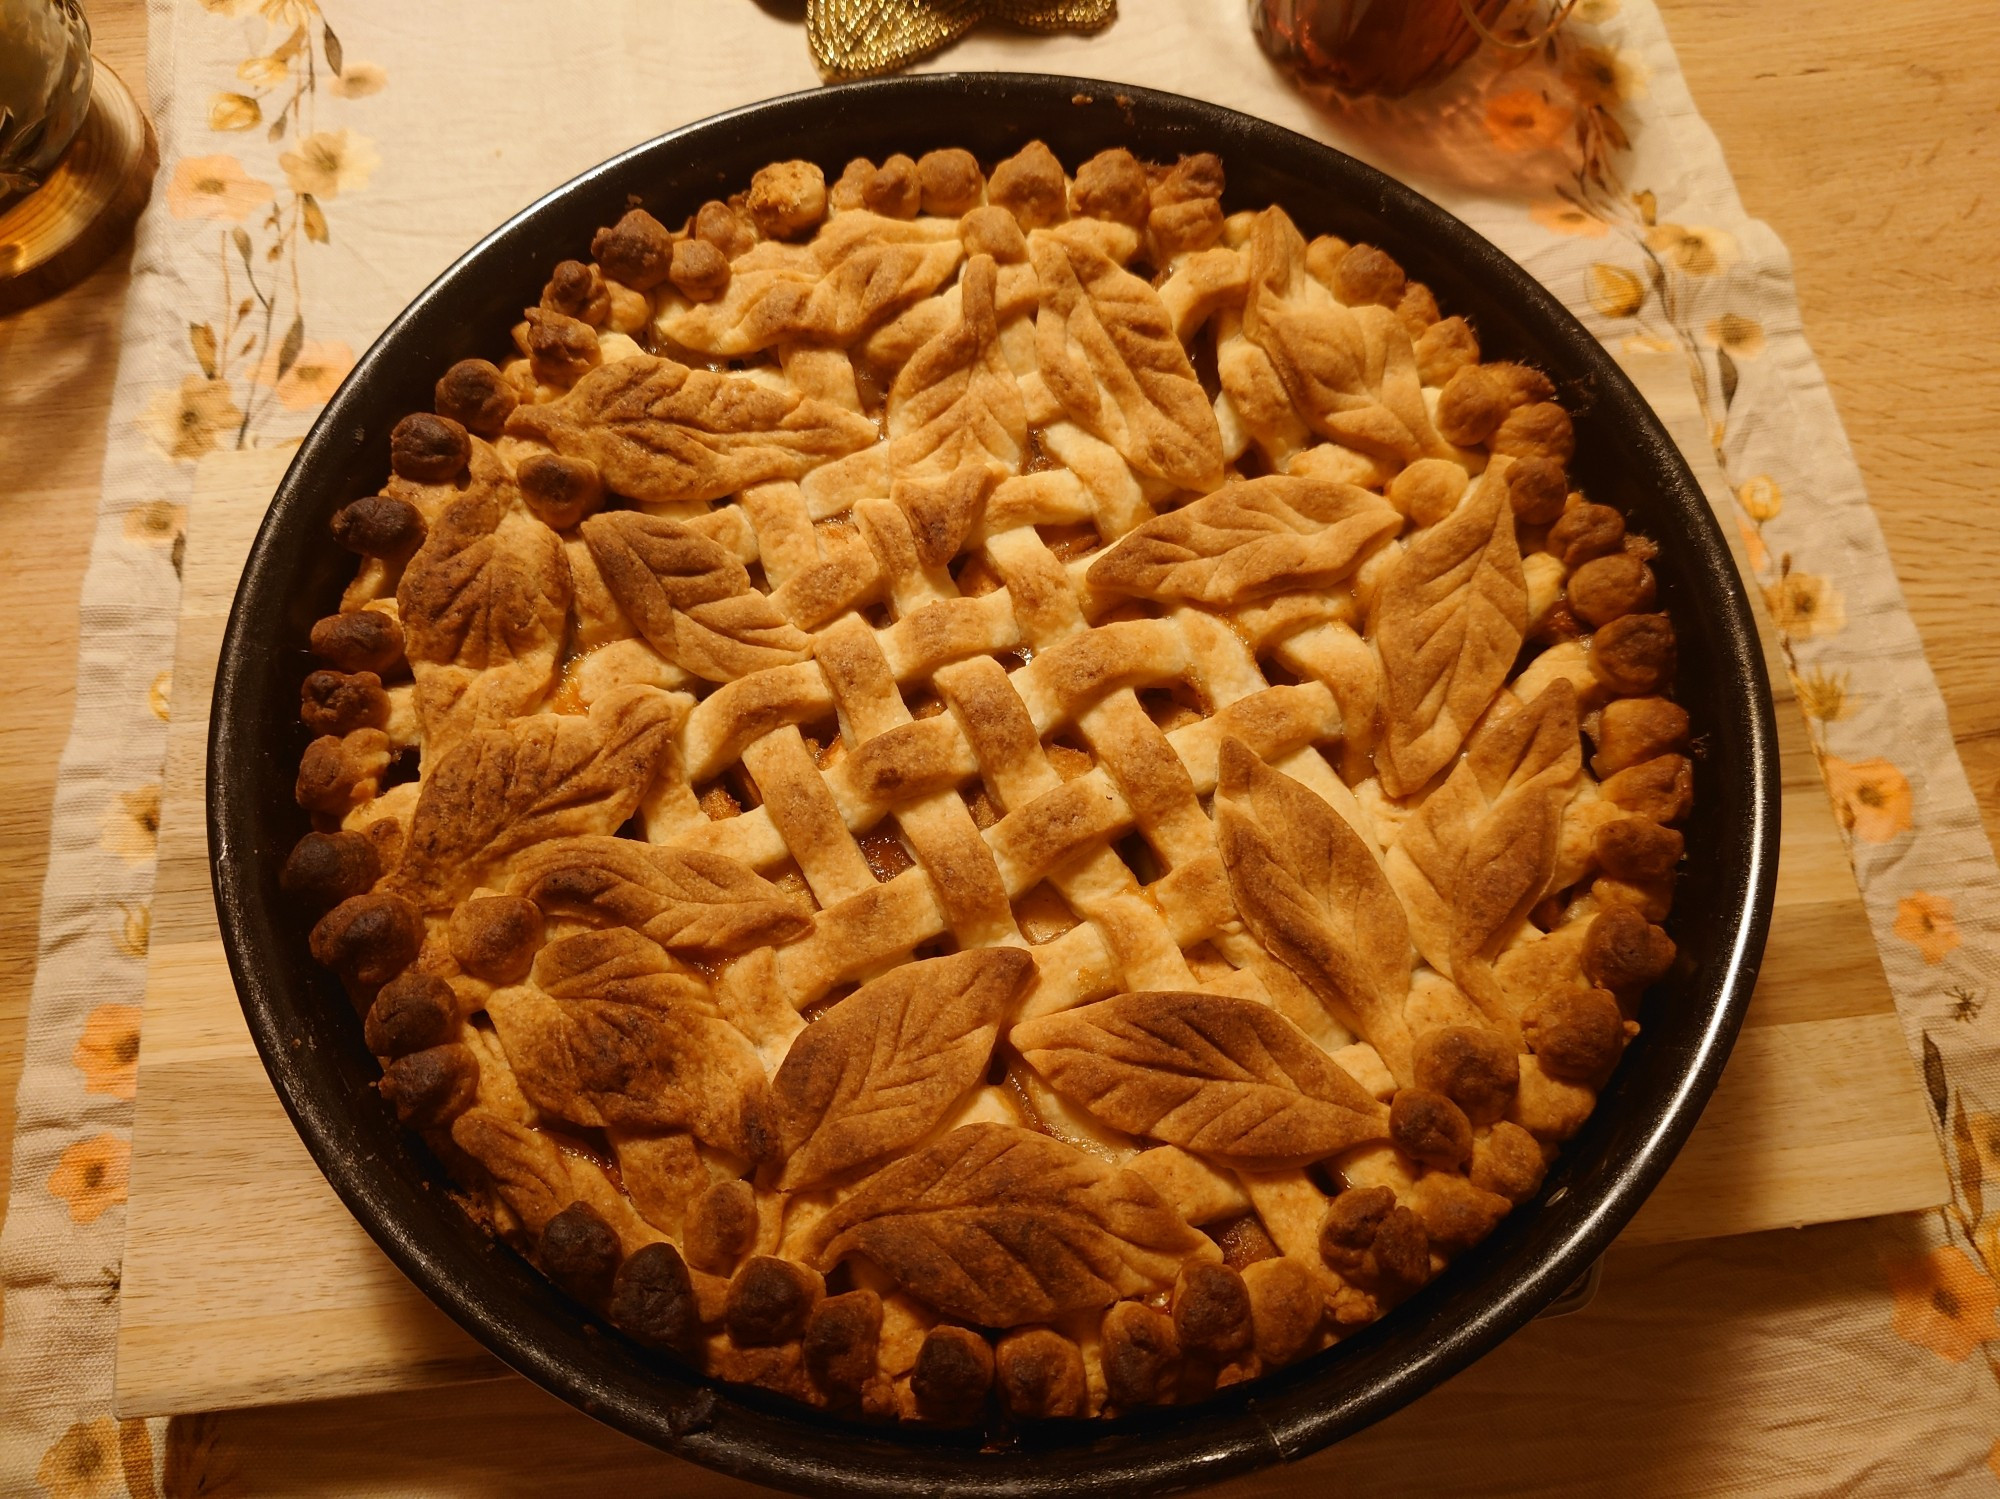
left=1459, top=0, right=1580, bottom=50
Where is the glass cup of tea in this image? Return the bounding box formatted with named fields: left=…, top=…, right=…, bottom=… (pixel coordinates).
left=0, top=0, right=94, bottom=201
left=1252, top=0, right=1574, bottom=99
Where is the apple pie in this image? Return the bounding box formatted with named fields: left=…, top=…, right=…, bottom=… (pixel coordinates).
left=284, top=139, right=1689, bottom=1423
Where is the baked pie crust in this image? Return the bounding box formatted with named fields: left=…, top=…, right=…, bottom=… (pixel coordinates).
left=285, top=140, right=1690, bottom=1424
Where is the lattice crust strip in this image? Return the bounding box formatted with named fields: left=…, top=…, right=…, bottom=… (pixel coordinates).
left=288, top=141, right=1689, bottom=1422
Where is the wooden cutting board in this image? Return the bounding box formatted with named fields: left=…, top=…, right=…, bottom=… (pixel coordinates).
left=114, top=351, right=1949, bottom=1418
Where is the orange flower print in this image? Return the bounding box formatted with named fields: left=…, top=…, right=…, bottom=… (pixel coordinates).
left=1795, top=667, right=1851, bottom=724
left=279, top=128, right=380, bottom=199
left=1645, top=223, right=1738, bottom=276
left=123, top=498, right=186, bottom=548
left=1530, top=201, right=1608, bottom=238
left=1737, top=474, right=1783, bottom=522
left=1587, top=263, right=1645, bottom=318
left=74, top=1004, right=143, bottom=1100
left=330, top=60, right=388, bottom=98
left=1824, top=756, right=1914, bottom=844
left=165, top=153, right=272, bottom=222
left=254, top=338, right=356, bottom=411
left=1562, top=45, right=1648, bottom=110
left=1764, top=569, right=1845, bottom=639
left=1889, top=1246, right=1999, bottom=1362
left=46, top=1133, right=130, bottom=1225
left=1893, top=891, right=1962, bottom=965
left=99, top=785, right=161, bottom=863
left=115, top=903, right=152, bottom=960
left=36, top=1418, right=123, bottom=1499
left=137, top=375, right=242, bottom=462
left=1705, top=313, right=1767, bottom=359
left=1483, top=90, right=1575, bottom=154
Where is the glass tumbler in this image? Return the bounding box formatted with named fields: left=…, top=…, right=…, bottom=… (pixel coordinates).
left=0, top=0, right=93, bottom=199
left=1253, top=0, right=1566, bottom=99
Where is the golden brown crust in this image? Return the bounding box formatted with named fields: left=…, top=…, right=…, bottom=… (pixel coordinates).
left=516, top=452, right=603, bottom=531
left=487, top=929, right=775, bottom=1156
left=590, top=209, right=675, bottom=292
left=995, top=1327, right=1088, bottom=1419
left=1389, top=1087, right=1474, bottom=1170
left=685, top=1178, right=758, bottom=1276
left=390, top=687, right=681, bottom=908
left=1386, top=681, right=1582, bottom=1032
left=364, top=971, right=459, bottom=1057
left=1215, top=738, right=1415, bottom=1081
left=507, top=356, right=877, bottom=504
left=1411, top=1026, right=1519, bottom=1126
left=725, top=1256, right=823, bottom=1346
left=296, top=139, right=1692, bottom=1423
left=771, top=949, right=1032, bottom=1189
left=435, top=359, right=519, bottom=437
left=447, top=894, right=544, bottom=983
left=580, top=510, right=813, bottom=681
left=1102, top=1301, right=1179, bottom=1408
left=1471, top=1121, right=1548, bottom=1202
left=513, top=836, right=809, bottom=955
left=1172, top=1261, right=1254, bottom=1361
left=804, top=1289, right=883, bottom=1405
left=811, top=1124, right=1213, bottom=1327
left=1240, top=1257, right=1322, bottom=1365
left=332, top=494, right=425, bottom=558
left=1522, top=986, right=1632, bottom=1080
left=912, top=1324, right=994, bottom=1423
left=282, top=829, right=383, bottom=913
left=609, top=1240, right=702, bottom=1352
left=309, top=609, right=404, bottom=675
left=917, top=148, right=984, bottom=216
left=886, top=254, right=1026, bottom=565
left=1031, top=231, right=1224, bottom=490
left=989, top=140, right=1068, bottom=230
left=1592, top=697, right=1689, bottom=777
left=746, top=160, right=828, bottom=241
left=1014, top=991, right=1389, bottom=1166
left=1373, top=470, right=1529, bottom=795
left=1087, top=476, right=1399, bottom=606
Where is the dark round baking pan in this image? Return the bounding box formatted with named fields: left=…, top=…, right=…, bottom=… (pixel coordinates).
left=209, top=72, right=1779, bottom=1497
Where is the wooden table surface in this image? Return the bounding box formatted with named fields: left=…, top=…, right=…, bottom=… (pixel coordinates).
left=2, top=0, right=1997, bottom=1459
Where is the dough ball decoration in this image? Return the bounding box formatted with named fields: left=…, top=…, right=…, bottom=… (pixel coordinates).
left=288, top=139, right=1688, bottom=1424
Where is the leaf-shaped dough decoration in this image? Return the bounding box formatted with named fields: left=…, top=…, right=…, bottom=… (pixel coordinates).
left=1213, top=738, right=1416, bottom=1085
left=389, top=685, right=683, bottom=909
left=1372, top=466, right=1529, bottom=796
left=772, top=948, right=1034, bottom=1190
left=396, top=444, right=571, bottom=750
left=1237, top=208, right=1453, bottom=466
left=809, top=1123, right=1213, bottom=1327
left=512, top=835, right=810, bottom=955
left=579, top=511, right=813, bottom=682
left=450, top=1109, right=571, bottom=1234
left=487, top=929, right=775, bottom=1159
left=1030, top=231, right=1223, bottom=492
left=885, top=254, right=1027, bottom=566
left=1012, top=991, right=1388, bottom=1167
left=1386, top=680, right=1582, bottom=1033
left=505, top=354, right=878, bottom=506
left=656, top=212, right=964, bottom=356
left=1085, top=475, right=1400, bottom=606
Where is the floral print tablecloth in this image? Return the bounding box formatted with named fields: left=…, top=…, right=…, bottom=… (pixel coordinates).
left=6, top=1, right=2000, bottom=1493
